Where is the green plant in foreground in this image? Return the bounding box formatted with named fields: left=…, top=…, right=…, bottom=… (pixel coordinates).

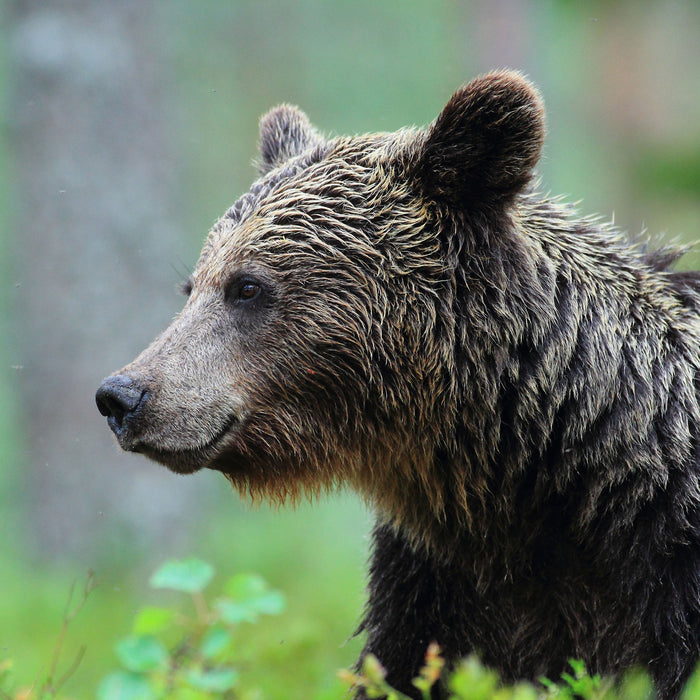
left=2, top=557, right=666, bottom=699
left=340, top=644, right=542, bottom=700
left=338, top=642, right=445, bottom=700
left=97, top=558, right=285, bottom=700
left=339, top=645, right=652, bottom=700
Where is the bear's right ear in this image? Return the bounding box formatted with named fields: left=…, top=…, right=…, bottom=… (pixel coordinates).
left=257, top=105, right=323, bottom=175
left=415, top=70, right=545, bottom=211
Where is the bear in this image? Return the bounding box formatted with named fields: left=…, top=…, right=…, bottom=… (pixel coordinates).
left=96, top=70, right=700, bottom=699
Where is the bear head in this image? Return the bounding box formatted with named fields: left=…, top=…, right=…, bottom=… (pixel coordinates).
left=96, top=70, right=544, bottom=526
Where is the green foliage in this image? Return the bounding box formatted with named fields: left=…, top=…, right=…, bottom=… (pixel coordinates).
left=217, top=574, right=285, bottom=624
left=340, top=648, right=656, bottom=700
left=341, top=646, right=541, bottom=700
left=0, top=498, right=366, bottom=699
left=149, top=559, right=215, bottom=594
left=0, top=560, right=683, bottom=700
left=448, top=656, right=538, bottom=700
left=97, top=559, right=285, bottom=700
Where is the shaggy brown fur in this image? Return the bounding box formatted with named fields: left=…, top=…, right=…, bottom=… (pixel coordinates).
left=97, top=71, right=700, bottom=699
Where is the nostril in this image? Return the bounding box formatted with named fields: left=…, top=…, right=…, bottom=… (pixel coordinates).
left=95, top=375, right=147, bottom=431
left=96, top=391, right=125, bottom=424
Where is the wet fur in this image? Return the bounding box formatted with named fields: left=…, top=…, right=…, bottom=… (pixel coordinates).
left=99, top=71, right=700, bottom=699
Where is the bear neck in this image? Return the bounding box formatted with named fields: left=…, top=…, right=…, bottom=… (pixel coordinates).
left=365, top=193, right=700, bottom=577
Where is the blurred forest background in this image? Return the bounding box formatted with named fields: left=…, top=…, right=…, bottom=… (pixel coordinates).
left=0, top=0, right=699, bottom=697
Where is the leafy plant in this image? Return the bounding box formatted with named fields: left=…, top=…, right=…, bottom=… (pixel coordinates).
left=339, top=647, right=651, bottom=700
left=97, top=558, right=285, bottom=700
left=0, top=559, right=664, bottom=699
left=340, top=645, right=542, bottom=700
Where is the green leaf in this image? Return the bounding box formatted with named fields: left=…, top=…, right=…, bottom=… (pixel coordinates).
left=149, top=558, right=214, bottom=593
left=567, top=658, right=586, bottom=677
left=224, top=573, right=267, bottom=600
left=362, top=654, right=387, bottom=684
left=168, top=689, right=209, bottom=700
left=132, top=606, right=175, bottom=635
left=217, top=573, right=285, bottom=623
left=254, top=589, right=285, bottom=614
left=497, top=685, right=539, bottom=700
left=97, top=671, right=155, bottom=700
left=200, top=626, right=233, bottom=659
left=216, top=598, right=258, bottom=624
left=448, top=656, right=499, bottom=700
left=186, top=667, right=239, bottom=692
left=115, top=635, right=168, bottom=673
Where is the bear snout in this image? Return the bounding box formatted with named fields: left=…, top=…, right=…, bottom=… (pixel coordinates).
left=95, top=374, right=148, bottom=451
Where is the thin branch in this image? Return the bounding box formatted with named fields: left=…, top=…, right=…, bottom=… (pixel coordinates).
left=191, top=590, right=210, bottom=625
left=40, top=570, right=97, bottom=695
left=53, top=645, right=86, bottom=696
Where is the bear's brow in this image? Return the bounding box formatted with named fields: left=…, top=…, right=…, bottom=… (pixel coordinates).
left=225, top=149, right=329, bottom=226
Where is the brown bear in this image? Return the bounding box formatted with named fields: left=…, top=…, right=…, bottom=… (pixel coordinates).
left=96, top=71, right=700, bottom=699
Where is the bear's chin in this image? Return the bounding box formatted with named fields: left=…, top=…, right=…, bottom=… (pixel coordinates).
left=136, top=414, right=241, bottom=475
left=141, top=448, right=206, bottom=475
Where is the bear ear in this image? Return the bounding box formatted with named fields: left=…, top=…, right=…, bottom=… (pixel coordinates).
left=416, top=70, right=545, bottom=210
left=257, top=104, right=323, bottom=175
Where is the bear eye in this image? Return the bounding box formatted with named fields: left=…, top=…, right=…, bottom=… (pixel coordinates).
left=226, top=279, right=263, bottom=305
left=238, top=282, right=261, bottom=301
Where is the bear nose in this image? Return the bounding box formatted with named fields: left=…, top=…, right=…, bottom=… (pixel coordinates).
left=95, top=374, right=147, bottom=445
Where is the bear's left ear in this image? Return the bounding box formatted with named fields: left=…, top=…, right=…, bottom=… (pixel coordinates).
left=257, top=104, right=323, bottom=175
left=415, top=70, right=545, bottom=210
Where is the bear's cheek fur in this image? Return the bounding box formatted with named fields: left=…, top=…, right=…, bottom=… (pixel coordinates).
left=115, top=295, right=253, bottom=472
left=112, top=285, right=355, bottom=481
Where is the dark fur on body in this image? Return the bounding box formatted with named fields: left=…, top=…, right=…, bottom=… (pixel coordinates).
left=96, top=72, right=700, bottom=699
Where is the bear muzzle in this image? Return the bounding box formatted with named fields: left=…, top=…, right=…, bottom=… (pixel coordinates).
left=96, top=374, right=149, bottom=452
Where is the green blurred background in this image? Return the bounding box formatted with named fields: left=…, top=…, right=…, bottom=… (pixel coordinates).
left=0, top=1, right=698, bottom=697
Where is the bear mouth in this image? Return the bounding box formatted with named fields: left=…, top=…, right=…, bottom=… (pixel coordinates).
left=136, top=412, right=241, bottom=474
